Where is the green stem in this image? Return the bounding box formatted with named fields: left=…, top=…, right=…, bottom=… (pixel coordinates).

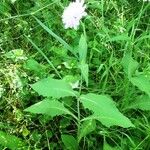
left=133, top=135, right=149, bottom=150
left=77, top=75, right=83, bottom=143
left=0, top=0, right=59, bottom=22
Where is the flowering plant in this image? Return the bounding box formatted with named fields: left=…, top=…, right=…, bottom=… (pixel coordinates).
left=62, top=0, right=87, bottom=29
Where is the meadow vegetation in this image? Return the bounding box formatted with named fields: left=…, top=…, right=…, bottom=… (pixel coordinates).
left=0, top=0, right=150, bottom=149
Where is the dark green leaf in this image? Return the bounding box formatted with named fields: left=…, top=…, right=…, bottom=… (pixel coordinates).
left=103, top=141, right=118, bottom=150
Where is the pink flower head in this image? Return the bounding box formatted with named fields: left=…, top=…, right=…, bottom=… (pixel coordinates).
left=62, top=0, right=87, bottom=30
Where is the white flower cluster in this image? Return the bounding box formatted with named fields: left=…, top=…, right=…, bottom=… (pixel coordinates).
left=62, top=0, right=87, bottom=29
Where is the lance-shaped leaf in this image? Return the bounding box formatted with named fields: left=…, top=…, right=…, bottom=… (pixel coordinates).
left=31, top=77, right=78, bottom=98
left=78, top=34, right=87, bottom=63
left=80, top=93, right=134, bottom=128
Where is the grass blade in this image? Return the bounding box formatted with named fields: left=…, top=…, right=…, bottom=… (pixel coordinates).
left=33, top=16, right=77, bottom=57
left=25, top=35, right=61, bottom=78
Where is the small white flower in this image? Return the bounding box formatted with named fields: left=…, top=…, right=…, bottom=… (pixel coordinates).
left=62, top=0, right=87, bottom=30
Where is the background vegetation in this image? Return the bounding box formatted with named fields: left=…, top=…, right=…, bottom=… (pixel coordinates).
left=0, top=0, right=150, bottom=149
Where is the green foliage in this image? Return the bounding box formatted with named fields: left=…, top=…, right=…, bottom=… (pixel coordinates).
left=130, top=75, right=150, bottom=97
left=0, top=0, right=150, bottom=149
left=5, top=49, right=26, bottom=62
left=61, top=134, right=78, bottom=150
left=24, top=58, right=46, bottom=76
left=78, top=120, right=96, bottom=142
left=107, top=34, right=131, bottom=42
left=78, top=34, right=87, bottom=63
left=25, top=59, right=44, bottom=72
left=34, top=16, right=76, bottom=57
left=24, top=99, right=71, bottom=117
left=79, top=62, right=89, bottom=86
left=78, top=34, right=89, bottom=86
left=0, top=131, right=26, bottom=150
left=130, top=95, right=150, bottom=111
left=103, top=141, right=118, bottom=150
left=31, top=77, right=78, bottom=98
left=0, top=2, right=10, bottom=15
left=121, top=53, right=139, bottom=78
left=25, top=35, right=62, bottom=78
left=80, top=93, right=134, bottom=128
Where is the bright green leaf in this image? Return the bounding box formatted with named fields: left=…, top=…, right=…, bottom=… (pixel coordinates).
left=0, top=131, right=26, bottom=150
left=79, top=63, right=89, bottom=87
left=78, top=34, right=87, bottom=63
left=130, top=75, right=150, bottom=97
left=31, top=77, right=78, bottom=98
left=121, top=53, right=139, bottom=78
left=24, top=99, right=71, bottom=117
left=78, top=120, right=96, bottom=142
left=25, top=59, right=45, bottom=73
left=61, top=134, right=78, bottom=150
left=80, top=93, right=134, bottom=128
